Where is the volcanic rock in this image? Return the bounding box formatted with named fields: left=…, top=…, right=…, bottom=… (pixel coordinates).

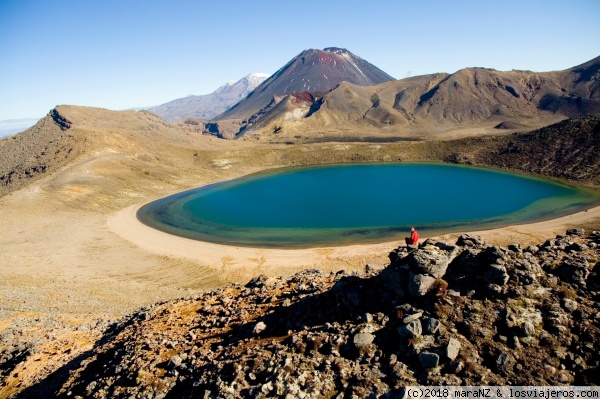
left=9, top=229, right=600, bottom=397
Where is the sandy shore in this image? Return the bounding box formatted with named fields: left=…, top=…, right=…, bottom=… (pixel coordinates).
left=109, top=200, right=600, bottom=272
left=436, top=204, right=600, bottom=245
left=107, top=204, right=395, bottom=271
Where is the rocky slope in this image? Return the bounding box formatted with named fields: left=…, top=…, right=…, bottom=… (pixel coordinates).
left=147, top=73, right=269, bottom=122
left=0, top=109, right=86, bottom=196
left=8, top=229, right=599, bottom=398
left=0, top=105, right=212, bottom=198
left=437, top=114, right=600, bottom=186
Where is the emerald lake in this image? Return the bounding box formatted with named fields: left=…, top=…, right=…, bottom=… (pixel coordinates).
left=137, top=163, right=600, bottom=248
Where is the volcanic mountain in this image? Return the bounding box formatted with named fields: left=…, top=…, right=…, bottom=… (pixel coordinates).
left=210, top=47, right=395, bottom=137
left=230, top=54, right=600, bottom=142
left=146, top=73, right=269, bottom=122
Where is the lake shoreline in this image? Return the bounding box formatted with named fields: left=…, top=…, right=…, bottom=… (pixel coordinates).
left=109, top=199, right=600, bottom=271
left=135, top=163, right=600, bottom=248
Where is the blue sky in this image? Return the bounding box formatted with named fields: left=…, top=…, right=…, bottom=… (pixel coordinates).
left=1, top=0, right=599, bottom=120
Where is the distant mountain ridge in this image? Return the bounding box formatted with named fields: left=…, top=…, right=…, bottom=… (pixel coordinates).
left=151, top=49, right=600, bottom=141
left=213, top=53, right=600, bottom=141
left=146, top=73, right=269, bottom=122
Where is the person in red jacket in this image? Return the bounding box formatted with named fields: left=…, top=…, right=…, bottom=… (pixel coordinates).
left=405, top=226, right=420, bottom=246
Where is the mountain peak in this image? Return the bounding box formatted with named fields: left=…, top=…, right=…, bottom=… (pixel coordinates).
left=215, top=47, right=395, bottom=124
left=323, top=47, right=350, bottom=54
left=217, top=73, right=270, bottom=90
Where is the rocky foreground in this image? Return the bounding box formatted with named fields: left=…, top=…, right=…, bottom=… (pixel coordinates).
left=4, top=229, right=600, bottom=398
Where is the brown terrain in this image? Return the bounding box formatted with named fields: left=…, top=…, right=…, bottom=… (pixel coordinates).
left=11, top=231, right=600, bottom=397
left=209, top=54, right=600, bottom=141
left=0, top=51, right=600, bottom=397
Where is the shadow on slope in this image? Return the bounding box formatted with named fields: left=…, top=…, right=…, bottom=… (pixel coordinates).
left=13, top=319, right=139, bottom=398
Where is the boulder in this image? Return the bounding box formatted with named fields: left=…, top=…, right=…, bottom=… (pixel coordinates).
left=408, top=273, right=437, bottom=296
left=397, top=320, right=422, bottom=339
left=252, top=321, right=267, bottom=335
left=168, top=355, right=183, bottom=370
left=419, top=352, right=440, bottom=368
left=422, top=317, right=440, bottom=335
left=445, top=248, right=481, bottom=284
left=407, top=243, right=457, bottom=278
left=508, top=243, right=522, bottom=253
left=378, top=264, right=408, bottom=299
left=562, top=298, right=578, bottom=312
left=557, top=257, right=589, bottom=285
left=388, top=246, right=412, bottom=265
left=525, top=245, right=539, bottom=254
left=483, top=246, right=507, bottom=264
left=483, top=264, right=510, bottom=286
left=456, top=234, right=486, bottom=248
left=353, top=332, right=375, bottom=349
left=486, top=283, right=503, bottom=296
left=402, top=312, right=423, bottom=324
left=445, top=338, right=461, bottom=361
left=246, top=275, right=268, bottom=288
left=362, top=313, right=374, bottom=323
left=495, top=352, right=516, bottom=375
left=565, top=242, right=586, bottom=252
left=521, top=321, right=536, bottom=337
left=365, top=263, right=385, bottom=274
left=587, top=261, right=600, bottom=291
left=566, top=228, right=585, bottom=237
left=514, top=269, right=536, bottom=285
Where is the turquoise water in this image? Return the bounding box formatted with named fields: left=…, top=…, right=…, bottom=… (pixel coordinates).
left=138, top=163, right=600, bottom=248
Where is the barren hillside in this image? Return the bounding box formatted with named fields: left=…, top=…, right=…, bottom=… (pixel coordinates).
left=236, top=55, right=600, bottom=142
left=0, top=109, right=86, bottom=196
left=0, top=106, right=226, bottom=201
left=446, top=115, right=600, bottom=185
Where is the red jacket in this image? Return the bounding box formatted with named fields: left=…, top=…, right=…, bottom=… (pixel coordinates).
left=408, top=230, right=420, bottom=245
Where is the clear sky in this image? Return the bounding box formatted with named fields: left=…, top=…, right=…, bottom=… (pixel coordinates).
left=1, top=0, right=599, bottom=120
